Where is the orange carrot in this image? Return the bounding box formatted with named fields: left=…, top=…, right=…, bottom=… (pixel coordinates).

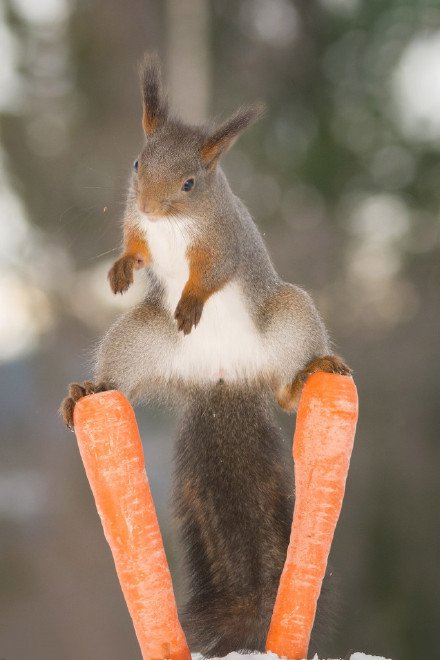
left=266, top=372, right=358, bottom=659
left=74, top=390, right=191, bottom=660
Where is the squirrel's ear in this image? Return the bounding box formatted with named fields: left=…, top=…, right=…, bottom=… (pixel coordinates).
left=139, top=53, right=168, bottom=135
left=200, top=102, right=265, bottom=168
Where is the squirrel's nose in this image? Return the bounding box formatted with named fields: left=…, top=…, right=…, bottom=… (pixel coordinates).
left=140, top=201, right=166, bottom=217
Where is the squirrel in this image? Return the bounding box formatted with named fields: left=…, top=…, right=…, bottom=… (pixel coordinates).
left=61, top=54, right=350, bottom=656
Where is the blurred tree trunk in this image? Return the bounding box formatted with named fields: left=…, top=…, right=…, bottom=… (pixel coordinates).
left=166, top=0, right=211, bottom=122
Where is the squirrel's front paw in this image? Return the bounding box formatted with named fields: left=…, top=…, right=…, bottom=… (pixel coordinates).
left=174, top=294, right=204, bottom=335
left=60, top=380, right=111, bottom=430
left=108, top=254, right=146, bottom=294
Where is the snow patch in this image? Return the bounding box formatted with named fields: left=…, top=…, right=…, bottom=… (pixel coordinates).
left=350, top=655, right=391, bottom=660
left=192, top=653, right=391, bottom=660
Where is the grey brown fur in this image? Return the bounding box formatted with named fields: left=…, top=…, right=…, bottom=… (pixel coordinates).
left=140, top=53, right=168, bottom=133
left=61, top=54, right=350, bottom=655
left=174, top=385, right=293, bottom=655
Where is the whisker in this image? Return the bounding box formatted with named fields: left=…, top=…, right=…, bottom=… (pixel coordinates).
left=89, top=247, right=118, bottom=261
left=58, top=205, right=76, bottom=223
left=80, top=186, right=115, bottom=190
left=168, top=210, right=192, bottom=245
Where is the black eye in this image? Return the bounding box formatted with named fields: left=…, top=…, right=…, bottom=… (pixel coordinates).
left=182, top=178, right=194, bottom=192
left=133, top=159, right=139, bottom=173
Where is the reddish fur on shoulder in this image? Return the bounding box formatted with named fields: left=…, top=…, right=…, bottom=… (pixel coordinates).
left=182, top=245, right=217, bottom=302
left=123, top=224, right=151, bottom=264
left=174, top=246, right=224, bottom=335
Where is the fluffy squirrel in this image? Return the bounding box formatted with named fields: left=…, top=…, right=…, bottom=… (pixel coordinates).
left=61, top=54, right=350, bottom=656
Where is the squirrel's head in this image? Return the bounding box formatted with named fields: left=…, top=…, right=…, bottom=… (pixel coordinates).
left=133, top=54, right=264, bottom=219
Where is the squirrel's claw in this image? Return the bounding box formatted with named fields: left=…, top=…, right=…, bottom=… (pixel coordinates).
left=174, top=294, right=204, bottom=335
left=308, top=354, right=352, bottom=377
left=59, top=381, right=112, bottom=430
left=61, top=396, right=76, bottom=431
left=276, top=354, right=352, bottom=413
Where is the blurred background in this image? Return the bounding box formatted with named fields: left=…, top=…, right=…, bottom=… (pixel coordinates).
left=0, top=0, right=439, bottom=658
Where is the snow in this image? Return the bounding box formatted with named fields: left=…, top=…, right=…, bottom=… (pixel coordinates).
left=350, top=655, right=391, bottom=660
left=192, top=653, right=391, bottom=660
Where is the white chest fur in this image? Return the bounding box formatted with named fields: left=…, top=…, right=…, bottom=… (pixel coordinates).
left=142, top=216, right=190, bottom=312
left=138, top=215, right=269, bottom=383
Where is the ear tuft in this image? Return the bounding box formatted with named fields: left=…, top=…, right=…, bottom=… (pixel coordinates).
left=201, top=102, right=266, bottom=167
left=139, top=52, right=168, bottom=135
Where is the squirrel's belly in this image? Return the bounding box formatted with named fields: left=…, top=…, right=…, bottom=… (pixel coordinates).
left=142, top=216, right=269, bottom=383
left=170, top=282, right=269, bottom=383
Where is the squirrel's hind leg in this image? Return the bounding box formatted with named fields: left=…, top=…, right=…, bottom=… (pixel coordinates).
left=276, top=354, right=351, bottom=412
left=263, top=283, right=351, bottom=412
left=60, top=297, right=176, bottom=430
left=93, top=298, right=176, bottom=403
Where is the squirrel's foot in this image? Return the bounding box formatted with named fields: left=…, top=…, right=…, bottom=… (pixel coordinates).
left=108, top=253, right=145, bottom=294
left=174, top=294, right=204, bottom=335
left=277, top=354, right=352, bottom=412
left=60, top=380, right=112, bottom=430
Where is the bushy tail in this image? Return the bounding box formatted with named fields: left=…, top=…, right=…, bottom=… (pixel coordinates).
left=173, top=383, right=293, bottom=655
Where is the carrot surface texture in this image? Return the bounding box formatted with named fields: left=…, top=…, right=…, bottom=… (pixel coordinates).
left=74, top=390, right=191, bottom=660
left=266, top=372, right=358, bottom=659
